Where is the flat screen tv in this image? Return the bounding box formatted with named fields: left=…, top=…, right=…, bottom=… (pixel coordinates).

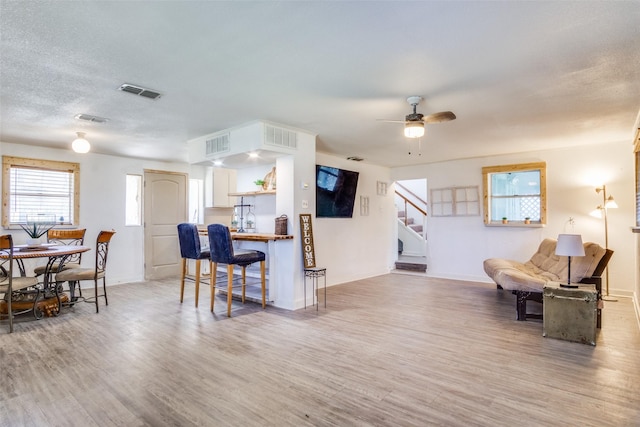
left=316, top=165, right=359, bottom=218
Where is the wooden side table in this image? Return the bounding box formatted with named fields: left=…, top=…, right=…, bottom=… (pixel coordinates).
left=543, top=282, right=598, bottom=345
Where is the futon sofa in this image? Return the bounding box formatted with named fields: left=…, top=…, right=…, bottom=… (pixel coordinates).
left=483, top=238, right=613, bottom=325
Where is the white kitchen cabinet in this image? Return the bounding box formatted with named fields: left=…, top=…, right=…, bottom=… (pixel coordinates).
left=212, top=168, right=237, bottom=207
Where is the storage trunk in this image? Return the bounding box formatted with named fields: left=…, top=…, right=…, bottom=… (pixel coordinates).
left=543, top=282, right=598, bottom=345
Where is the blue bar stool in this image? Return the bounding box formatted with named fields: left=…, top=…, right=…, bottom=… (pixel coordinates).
left=177, top=223, right=210, bottom=308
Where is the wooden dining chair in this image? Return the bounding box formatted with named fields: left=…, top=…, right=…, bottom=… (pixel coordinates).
left=207, top=223, right=266, bottom=317
left=55, top=230, right=116, bottom=313
left=34, top=228, right=86, bottom=294
left=0, top=234, right=39, bottom=333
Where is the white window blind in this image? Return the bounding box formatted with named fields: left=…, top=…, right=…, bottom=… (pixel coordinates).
left=9, top=167, right=73, bottom=224
left=2, top=156, right=80, bottom=227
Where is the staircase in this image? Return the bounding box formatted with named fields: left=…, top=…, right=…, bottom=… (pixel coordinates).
left=395, top=254, right=427, bottom=272
left=396, top=211, right=426, bottom=272
left=395, top=185, right=427, bottom=273
left=397, top=210, right=423, bottom=236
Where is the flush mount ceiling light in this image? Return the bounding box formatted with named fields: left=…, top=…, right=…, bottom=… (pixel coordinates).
left=72, top=132, right=90, bottom=153
left=118, top=83, right=162, bottom=100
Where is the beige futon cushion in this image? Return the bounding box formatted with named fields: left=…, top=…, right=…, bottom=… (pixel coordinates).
left=483, top=238, right=606, bottom=292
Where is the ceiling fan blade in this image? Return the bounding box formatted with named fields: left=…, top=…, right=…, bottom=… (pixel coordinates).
left=376, top=119, right=408, bottom=124
left=423, top=111, right=456, bottom=124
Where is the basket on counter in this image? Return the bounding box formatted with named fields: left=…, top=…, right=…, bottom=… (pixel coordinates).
left=275, top=215, right=288, bottom=235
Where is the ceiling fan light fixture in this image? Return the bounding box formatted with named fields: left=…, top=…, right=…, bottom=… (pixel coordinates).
left=72, top=132, right=90, bottom=153
left=404, top=122, right=424, bottom=138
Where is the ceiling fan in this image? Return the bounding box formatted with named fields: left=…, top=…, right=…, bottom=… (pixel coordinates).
left=379, top=96, right=456, bottom=138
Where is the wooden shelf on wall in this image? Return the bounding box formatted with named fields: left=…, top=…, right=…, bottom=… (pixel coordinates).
left=228, top=190, right=276, bottom=197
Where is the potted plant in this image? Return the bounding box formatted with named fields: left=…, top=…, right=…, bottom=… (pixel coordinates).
left=502, top=217, right=508, bottom=224
left=20, top=221, right=54, bottom=245
left=524, top=217, right=531, bottom=224
left=254, top=179, right=265, bottom=191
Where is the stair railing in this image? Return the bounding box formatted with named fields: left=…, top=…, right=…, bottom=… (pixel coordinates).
left=395, top=183, right=427, bottom=230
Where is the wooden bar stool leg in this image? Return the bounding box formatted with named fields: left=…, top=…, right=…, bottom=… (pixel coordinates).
left=241, top=267, right=246, bottom=303
left=210, top=261, right=217, bottom=312
left=194, top=259, right=201, bottom=308
left=180, top=258, right=187, bottom=303
left=227, top=264, right=234, bottom=317
left=261, top=260, right=266, bottom=309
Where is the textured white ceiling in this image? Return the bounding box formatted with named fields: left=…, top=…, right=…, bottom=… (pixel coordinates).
left=1, top=1, right=639, bottom=167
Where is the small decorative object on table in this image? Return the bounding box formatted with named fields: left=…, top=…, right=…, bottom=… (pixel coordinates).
left=502, top=217, right=508, bottom=224
left=20, top=214, right=56, bottom=246
left=275, top=215, right=288, bottom=235
left=524, top=217, right=531, bottom=224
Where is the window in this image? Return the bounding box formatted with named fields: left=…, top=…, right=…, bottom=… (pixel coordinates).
left=125, top=174, right=142, bottom=226
left=2, top=156, right=80, bottom=227
left=189, top=178, right=204, bottom=224
left=482, top=162, right=546, bottom=225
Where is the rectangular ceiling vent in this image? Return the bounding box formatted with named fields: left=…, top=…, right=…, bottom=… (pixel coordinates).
left=265, top=125, right=297, bottom=150
left=205, top=133, right=230, bottom=157
left=118, top=83, right=162, bottom=100
left=74, top=113, right=109, bottom=123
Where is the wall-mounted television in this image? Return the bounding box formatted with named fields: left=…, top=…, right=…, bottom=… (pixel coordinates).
left=316, top=165, right=359, bottom=218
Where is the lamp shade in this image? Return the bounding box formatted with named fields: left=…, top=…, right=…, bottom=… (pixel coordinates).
left=605, top=196, right=618, bottom=209
left=72, top=132, right=90, bottom=153
left=555, top=234, right=585, bottom=257
left=404, top=122, right=425, bottom=138
left=589, top=207, right=603, bottom=218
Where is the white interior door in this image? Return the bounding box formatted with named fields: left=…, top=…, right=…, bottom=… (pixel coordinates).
left=144, top=170, right=187, bottom=280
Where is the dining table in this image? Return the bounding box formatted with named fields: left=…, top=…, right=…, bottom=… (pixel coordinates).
left=1, top=243, right=91, bottom=317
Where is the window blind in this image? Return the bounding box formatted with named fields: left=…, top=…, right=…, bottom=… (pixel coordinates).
left=9, top=166, right=74, bottom=224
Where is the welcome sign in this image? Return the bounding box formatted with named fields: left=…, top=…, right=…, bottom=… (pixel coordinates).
left=299, top=214, right=316, bottom=268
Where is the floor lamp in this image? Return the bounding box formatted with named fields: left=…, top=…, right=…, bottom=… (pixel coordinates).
left=590, top=185, right=617, bottom=301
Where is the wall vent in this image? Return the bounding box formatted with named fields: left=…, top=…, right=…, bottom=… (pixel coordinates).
left=205, top=133, right=230, bottom=157
left=118, top=83, right=162, bottom=100
left=264, top=125, right=297, bottom=150
left=74, top=113, right=109, bottom=123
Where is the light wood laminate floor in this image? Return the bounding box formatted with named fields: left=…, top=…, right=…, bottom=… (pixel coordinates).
left=1, top=274, right=639, bottom=426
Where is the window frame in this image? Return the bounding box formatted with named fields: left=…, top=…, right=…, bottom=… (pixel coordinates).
left=125, top=174, right=143, bottom=226
left=2, top=156, right=80, bottom=228
left=482, top=161, right=547, bottom=226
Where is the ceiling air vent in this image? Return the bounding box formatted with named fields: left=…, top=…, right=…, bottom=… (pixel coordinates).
left=205, top=133, right=230, bottom=157
left=118, top=83, right=162, bottom=100
left=265, top=124, right=297, bottom=149
left=74, top=113, right=109, bottom=123
left=347, top=156, right=364, bottom=162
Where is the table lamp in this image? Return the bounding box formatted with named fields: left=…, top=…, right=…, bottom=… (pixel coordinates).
left=556, top=234, right=585, bottom=288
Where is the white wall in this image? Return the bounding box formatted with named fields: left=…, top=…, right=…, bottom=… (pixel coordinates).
left=314, top=153, right=397, bottom=286
left=0, top=141, right=203, bottom=285
left=391, top=140, right=636, bottom=296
